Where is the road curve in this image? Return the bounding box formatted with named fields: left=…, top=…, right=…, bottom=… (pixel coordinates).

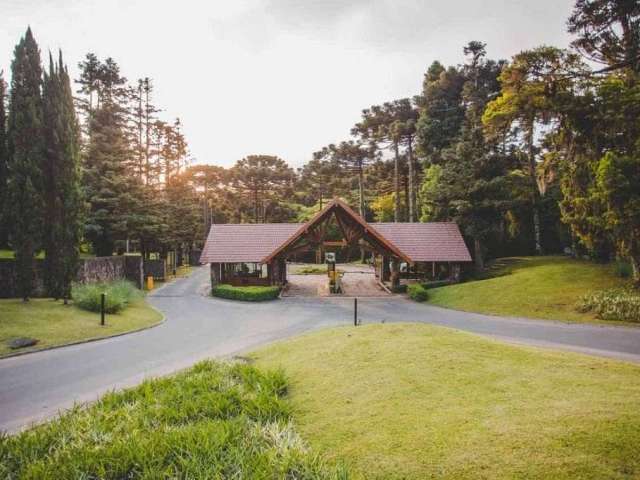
left=1, top=266, right=639, bottom=433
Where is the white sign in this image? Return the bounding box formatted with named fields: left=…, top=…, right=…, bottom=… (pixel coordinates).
left=325, top=252, right=336, bottom=263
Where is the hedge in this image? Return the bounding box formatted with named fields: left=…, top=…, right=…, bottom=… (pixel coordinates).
left=407, top=283, right=429, bottom=302
left=212, top=284, right=281, bottom=302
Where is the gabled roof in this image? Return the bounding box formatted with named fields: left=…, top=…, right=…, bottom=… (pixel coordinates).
left=200, top=223, right=300, bottom=263
left=372, top=223, right=472, bottom=262
left=199, top=200, right=472, bottom=264
left=261, top=198, right=411, bottom=264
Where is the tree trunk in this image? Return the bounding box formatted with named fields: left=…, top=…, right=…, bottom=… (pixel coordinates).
left=393, top=141, right=400, bottom=222
left=525, top=120, right=543, bottom=255
left=407, top=137, right=415, bottom=222
left=357, top=161, right=365, bottom=218
left=631, top=253, right=640, bottom=287
left=474, top=237, right=484, bottom=271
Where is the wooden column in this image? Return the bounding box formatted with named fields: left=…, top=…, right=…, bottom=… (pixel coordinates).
left=382, top=256, right=391, bottom=282
left=210, top=263, right=221, bottom=287
left=390, top=258, right=400, bottom=291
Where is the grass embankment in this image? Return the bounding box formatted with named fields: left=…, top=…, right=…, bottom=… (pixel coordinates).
left=0, top=297, right=161, bottom=357
left=212, top=284, right=281, bottom=301
left=0, top=360, right=345, bottom=479
left=253, top=323, right=640, bottom=480
left=427, top=256, right=628, bottom=323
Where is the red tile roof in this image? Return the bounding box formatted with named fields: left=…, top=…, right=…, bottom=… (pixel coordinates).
left=371, top=222, right=472, bottom=262
left=200, top=223, right=300, bottom=263
left=200, top=220, right=471, bottom=264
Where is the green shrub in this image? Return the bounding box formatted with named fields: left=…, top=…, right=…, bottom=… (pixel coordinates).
left=576, top=287, right=640, bottom=322
left=0, top=360, right=346, bottom=479
left=72, top=280, right=141, bottom=314
left=212, top=284, right=281, bottom=302
left=407, top=283, right=429, bottom=302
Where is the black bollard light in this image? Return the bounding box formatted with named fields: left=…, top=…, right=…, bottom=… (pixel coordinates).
left=100, top=292, right=106, bottom=326
left=354, top=298, right=358, bottom=326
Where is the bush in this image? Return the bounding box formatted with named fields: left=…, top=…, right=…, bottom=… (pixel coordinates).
left=212, top=284, right=281, bottom=302
left=407, top=283, right=429, bottom=302
left=72, top=280, right=141, bottom=313
left=0, top=360, right=345, bottom=479
left=576, top=287, right=640, bottom=322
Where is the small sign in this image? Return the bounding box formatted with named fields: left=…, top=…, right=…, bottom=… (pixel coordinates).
left=325, top=252, right=336, bottom=263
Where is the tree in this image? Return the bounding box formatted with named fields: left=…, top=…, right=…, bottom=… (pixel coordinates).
left=353, top=100, right=418, bottom=222
left=568, top=0, right=640, bottom=76
left=594, top=151, right=640, bottom=282
left=415, top=61, right=465, bottom=164
left=0, top=72, right=8, bottom=248
left=6, top=27, right=44, bottom=301
left=82, top=67, right=136, bottom=256
left=231, top=155, right=295, bottom=223
left=420, top=42, right=515, bottom=269
left=483, top=47, right=585, bottom=254
left=314, top=141, right=374, bottom=217
left=42, top=52, right=83, bottom=301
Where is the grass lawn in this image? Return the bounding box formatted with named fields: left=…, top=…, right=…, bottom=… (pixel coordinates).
left=0, top=360, right=343, bottom=479
left=253, top=323, right=640, bottom=480
left=0, top=298, right=162, bottom=357
left=427, top=256, right=628, bottom=323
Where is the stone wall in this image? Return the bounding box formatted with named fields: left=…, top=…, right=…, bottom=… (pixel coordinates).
left=0, top=255, right=144, bottom=298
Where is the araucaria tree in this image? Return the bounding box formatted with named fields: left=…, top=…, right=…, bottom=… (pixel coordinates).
left=42, top=52, right=82, bottom=301
left=6, top=28, right=44, bottom=301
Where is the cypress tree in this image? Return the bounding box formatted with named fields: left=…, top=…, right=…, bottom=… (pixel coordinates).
left=42, top=52, right=82, bottom=301
left=6, top=27, right=44, bottom=301
left=0, top=72, right=8, bottom=248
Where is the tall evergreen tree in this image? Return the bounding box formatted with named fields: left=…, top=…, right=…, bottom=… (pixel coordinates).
left=0, top=72, right=8, bottom=248
left=42, top=52, right=82, bottom=301
left=6, top=27, right=44, bottom=301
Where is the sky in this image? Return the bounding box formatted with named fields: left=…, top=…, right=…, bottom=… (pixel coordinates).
left=1, top=0, right=575, bottom=168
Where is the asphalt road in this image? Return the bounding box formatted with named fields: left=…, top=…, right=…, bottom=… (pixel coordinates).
left=1, top=266, right=639, bottom=433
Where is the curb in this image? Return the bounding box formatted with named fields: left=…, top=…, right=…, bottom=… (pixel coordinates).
left=0, top=301, right=166, bottom=361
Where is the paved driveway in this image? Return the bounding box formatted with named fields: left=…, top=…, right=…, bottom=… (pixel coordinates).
left=1, top=266, right=639, bottom=433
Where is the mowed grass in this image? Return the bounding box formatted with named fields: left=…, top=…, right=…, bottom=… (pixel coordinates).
left=0, top=298, right=162, bottom=357
left=427, top=256, right=628, bottom=323
left=0, top=360, right=345, bottom=479
left=253, top=324, right=640, bottom=480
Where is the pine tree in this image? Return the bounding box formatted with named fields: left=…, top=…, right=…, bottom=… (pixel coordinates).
left=6, top=27, right=44, bottom=301
left=42, top=52, right=82, bottom=300
left=0, top=72, right=8, bottom=248
left=83, top=98, right=133, bottom=256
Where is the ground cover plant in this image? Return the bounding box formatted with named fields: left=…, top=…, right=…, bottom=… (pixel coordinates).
left=577, top=287, right=640, bottom=322
left=253, top=323, right=640, bottom=480
left=72, top=280, right=141, bottom=314
left=0, top=297, right=161, bottom=357
left=0, top=360, right=346, bottom=479
left=426, top=256, right=629, bottom=323
left=212, top=284, right=281, bottom=301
